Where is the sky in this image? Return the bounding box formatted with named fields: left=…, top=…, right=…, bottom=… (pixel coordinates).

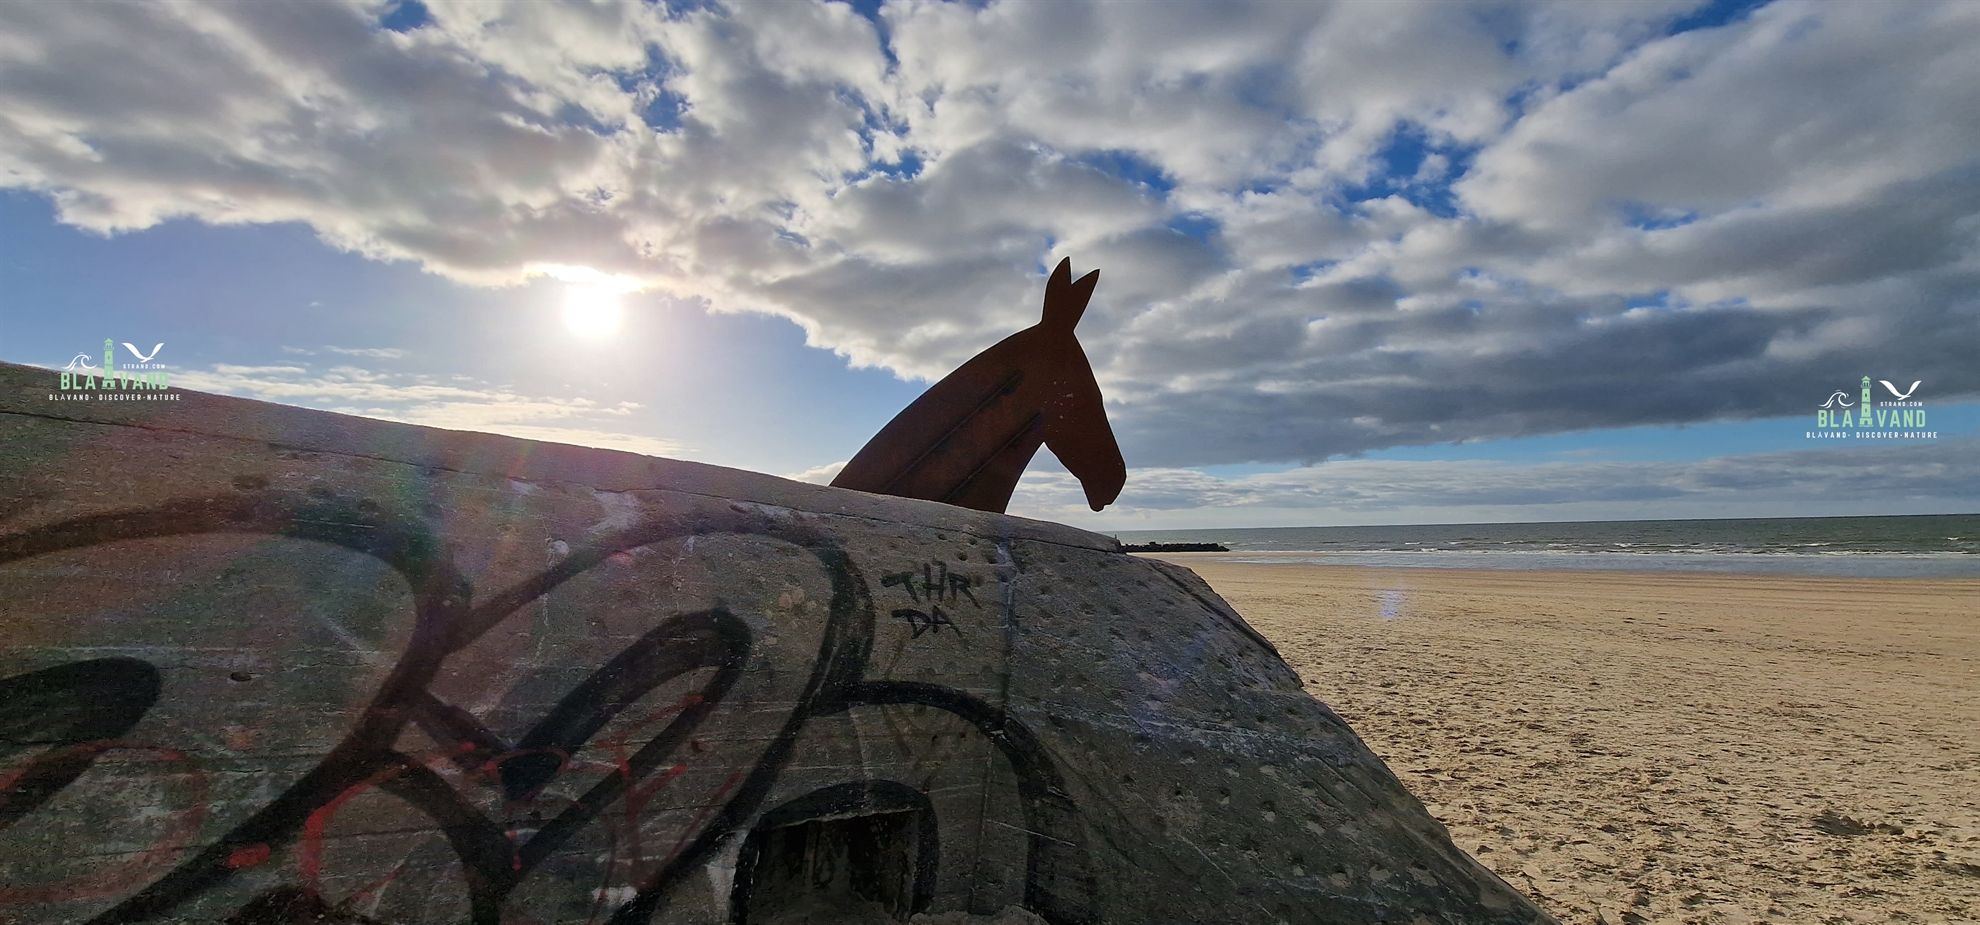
left=1, top=0, right=1975, bottom=531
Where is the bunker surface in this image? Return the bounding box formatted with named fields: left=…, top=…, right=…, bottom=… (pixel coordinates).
left=0, top=362, right=1550, bottom=923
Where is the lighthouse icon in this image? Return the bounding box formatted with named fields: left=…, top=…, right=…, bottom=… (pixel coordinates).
left=1860, top=376, right=1872, bottom=413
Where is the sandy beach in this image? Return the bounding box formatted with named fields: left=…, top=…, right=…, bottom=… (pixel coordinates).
left=1149, top=556, right=1980, bottom=925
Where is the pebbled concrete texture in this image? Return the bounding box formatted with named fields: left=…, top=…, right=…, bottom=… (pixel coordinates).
left=0, top=361, right=1551, bottom=924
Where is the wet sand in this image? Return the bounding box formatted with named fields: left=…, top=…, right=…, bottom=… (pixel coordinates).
left=1148, top=556, right=1980, bottom=925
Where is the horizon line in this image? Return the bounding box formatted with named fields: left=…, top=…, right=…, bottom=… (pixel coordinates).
left=1107, top=510, right=1980, bottom=534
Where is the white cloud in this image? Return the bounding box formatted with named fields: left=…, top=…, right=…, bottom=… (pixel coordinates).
left=2, top=0, right=1975, bottom=471
left=280, top=345, right=409, bottom=359
left=173, top=360, right=684, bottom=458
left=784, top=460, right=847, bottom=485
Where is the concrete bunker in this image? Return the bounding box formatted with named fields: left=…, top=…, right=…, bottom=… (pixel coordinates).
left=732, top=782, right=937, bottom=924
left=0, top=362, right=1553, bottom=924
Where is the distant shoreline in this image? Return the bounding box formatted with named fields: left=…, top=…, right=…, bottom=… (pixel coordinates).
left=1111, top=513, right=1980, bottom=578
left=1112, top=511, right=1980, bottom=531
left=1138, top=553, right=1980, bottom=583
left=1133, top=549, right=1980, bottom=580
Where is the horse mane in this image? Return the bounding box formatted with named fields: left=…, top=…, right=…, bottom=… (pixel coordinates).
left=831, top=259, right=1127, bottom=514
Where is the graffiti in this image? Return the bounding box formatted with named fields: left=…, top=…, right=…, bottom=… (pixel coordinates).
left=891, top=607, right=961, bottom=639
left=0, top=491, right=1095, bottom=924
left=882, top=560, right=980, bottom=607
left=883, top=561, right=976, bottom=640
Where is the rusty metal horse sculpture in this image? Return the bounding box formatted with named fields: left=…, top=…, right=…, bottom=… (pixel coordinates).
left=832, top=258, right=1127, bottom=513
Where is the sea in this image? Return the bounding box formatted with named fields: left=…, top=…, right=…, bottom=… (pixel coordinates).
left=1112, top=513, right=1980, bottom=578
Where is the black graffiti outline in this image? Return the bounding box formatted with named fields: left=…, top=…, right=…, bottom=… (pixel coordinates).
left=0, top=658, right=161, bottom=832
left=0, top=491, right=1098, bottom=924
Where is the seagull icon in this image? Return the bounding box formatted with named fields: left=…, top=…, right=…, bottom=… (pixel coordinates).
left=1879, top=379, right=1921, bottom=400
left=122, top=342, right=164, bottom=362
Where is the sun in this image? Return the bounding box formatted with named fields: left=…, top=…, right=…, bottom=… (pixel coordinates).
left=536, top=263, right=640, bottom=340
left=562, top=283, right=624, bottom=339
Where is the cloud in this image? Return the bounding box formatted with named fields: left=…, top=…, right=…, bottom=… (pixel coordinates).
left=173, top=360, right=684, bottom=458
left=281, top=345, right=409, bottom=359
left=1009, top=438, right=1980, bottom=529
left=784, top=460, right=846, bottom=485
left=323, top=346, right=408, bottom=359
left=2, top=0, right=1975, bottom=469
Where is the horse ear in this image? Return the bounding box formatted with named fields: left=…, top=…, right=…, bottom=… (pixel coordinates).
left=1042, top=259, right=1099, bottom=331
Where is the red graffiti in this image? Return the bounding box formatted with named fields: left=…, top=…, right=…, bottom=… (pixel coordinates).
left=224, top=843, right=271, bottom=870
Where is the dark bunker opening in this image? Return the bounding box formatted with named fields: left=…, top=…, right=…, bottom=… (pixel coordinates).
left=733, top=782, right=937, bottom=924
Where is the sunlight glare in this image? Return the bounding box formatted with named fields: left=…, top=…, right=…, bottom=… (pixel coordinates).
left=562, top=283, right=624, bottom=340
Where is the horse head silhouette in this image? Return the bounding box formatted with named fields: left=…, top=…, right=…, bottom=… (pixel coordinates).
left=832, top=258, right=1127, bottom=514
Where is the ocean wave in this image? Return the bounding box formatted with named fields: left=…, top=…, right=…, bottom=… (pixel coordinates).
left=1216, top=548, right=1980, bottom=578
